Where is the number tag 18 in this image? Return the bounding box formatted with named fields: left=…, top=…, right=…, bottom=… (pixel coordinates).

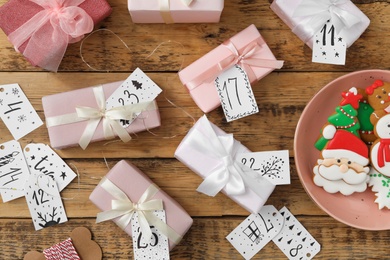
left=312, top=20, right=347, bottom=65
left=215, top=65, right=259, bottom=122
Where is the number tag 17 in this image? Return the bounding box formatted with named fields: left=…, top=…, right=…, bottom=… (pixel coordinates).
left=215, top=65, right=259, bottom=122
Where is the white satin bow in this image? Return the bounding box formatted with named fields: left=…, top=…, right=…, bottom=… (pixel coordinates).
left=96, top=178, right=182, bottom=245
left=184, top=115, right=273, bottom=197
left=292, top=0, right=361, bottom=42
left=159, top=0, right=195, bottom=24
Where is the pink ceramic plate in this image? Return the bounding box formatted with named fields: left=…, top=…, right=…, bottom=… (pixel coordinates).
left=294, top=70, right=390, bottom=230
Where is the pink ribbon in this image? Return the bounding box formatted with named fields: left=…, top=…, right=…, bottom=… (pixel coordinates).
left=184, top=40, right=284, bottom=91
left=7, top=0, right=94, bottom=72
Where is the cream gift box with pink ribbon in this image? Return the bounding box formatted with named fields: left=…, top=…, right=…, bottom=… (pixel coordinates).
left=0, top=0, right=112, bottom=72
left=175, top=115, right=276, bottom=214
left=128, top=0, right=224, bottom=24
left=270, top=0, right=370, bottom=49
left=178, top=24, right=283, bottom=113
left=89, top=160, right=193, bottom=250
left=42, top=81, right=161, bottom=150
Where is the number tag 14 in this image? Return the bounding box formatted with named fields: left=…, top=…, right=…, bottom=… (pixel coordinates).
left=215, top=65, right=259, bottom=122
left=312, top=20, right=347, bottom=65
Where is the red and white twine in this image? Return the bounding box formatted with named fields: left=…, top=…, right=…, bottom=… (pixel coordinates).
left=43, top=238, right=80, bottom=260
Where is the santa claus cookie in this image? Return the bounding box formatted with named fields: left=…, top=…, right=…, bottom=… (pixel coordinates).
left=368, top=168, right=390, bottom=210
left=370, top=113, right=390, bottom=176
left=313, top=129, right=370, bottom=195
left=366, top=80, right=390, bottom=126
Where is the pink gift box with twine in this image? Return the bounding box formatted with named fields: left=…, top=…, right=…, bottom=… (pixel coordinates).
left=42, top=81, right=161, bottom=150
left=270, top=0, right=370, bottom=49
left=128, top=0, right=224, bottom=24
left=178, top=24, right=283, bottom=113
left=0, top=0, right=112, bottom=71
left=89, top=160, right=193, bottom=250
left=175, top=115, right=276, bottom=214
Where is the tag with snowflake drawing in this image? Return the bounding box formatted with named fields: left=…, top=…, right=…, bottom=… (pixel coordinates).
left=105, top=67, right=162, bottom=128
left=24, top=143, right=76, bottom=192
left=312, top=20, right=347, bottom=65
left=368, top=168, right=390, bottom=210
left=24, top=174, right=67, bottom=230
left=237, top=150, right=290, bottom=185
left=0, top=84, right=43, bottom=140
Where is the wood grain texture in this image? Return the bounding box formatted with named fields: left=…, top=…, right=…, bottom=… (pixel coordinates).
left=0, top=0, right=389, bottom=259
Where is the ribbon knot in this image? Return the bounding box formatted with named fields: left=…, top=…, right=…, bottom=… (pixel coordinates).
left=96, top=178, right=182, bottom=245
left=159, top=0, right=195, bottom=24
left=7, top=0, right=94, bottom=71
left=292, top=0, right=361, bottom=44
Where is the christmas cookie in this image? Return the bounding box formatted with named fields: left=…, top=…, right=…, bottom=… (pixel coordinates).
left=366, top=80, right=390, bottom=125
left=368, top=168, right=390, bottom=210
left=370, top=113, right=390, bottom=176
left=313, top=129, right=370, bottom=195
left=314, top=87, right=362, bottom=151
left=356, top=88, right=376, bottom=145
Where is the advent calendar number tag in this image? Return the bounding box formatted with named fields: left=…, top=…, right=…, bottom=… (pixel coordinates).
left=131, top=210, right=170, bottom=260
left=0, top=84, right=43, bottom=140
left=312, top=21, right=347, bottom=65
left=106, top=68, right=162, bottom=128
left=215, top=65, right=258, bottom=122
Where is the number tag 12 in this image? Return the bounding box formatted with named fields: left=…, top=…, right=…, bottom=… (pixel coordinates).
left=312, top=20, right=347, bottom=65
left=215, top=65, right=259, bottom=122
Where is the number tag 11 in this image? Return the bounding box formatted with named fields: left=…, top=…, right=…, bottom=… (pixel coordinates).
left=312, top=20, right=347, bottom=65
left=215, top=65, right=259, bottom=122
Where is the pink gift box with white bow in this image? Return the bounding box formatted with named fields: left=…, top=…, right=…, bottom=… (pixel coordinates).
left=128, top=0, right=224, bottom=24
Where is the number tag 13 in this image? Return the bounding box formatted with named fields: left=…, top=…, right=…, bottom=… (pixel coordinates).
left=312, top=20, right=347, bottom=65
left=215, top=65, right=259, bottom=122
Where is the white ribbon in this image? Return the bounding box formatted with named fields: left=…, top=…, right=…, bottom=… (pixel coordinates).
left=45, top=85, right=154, bottom=150
left=96, top=178, right=182, bottom=245
left=184, top=115, right=273, bottom=197
left=159, top=0, right=194, bottom=24
left=292, top=0, right=361, bottom=43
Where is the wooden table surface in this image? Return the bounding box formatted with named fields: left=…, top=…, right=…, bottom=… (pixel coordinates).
left=1, top=0, right=390, bottom=259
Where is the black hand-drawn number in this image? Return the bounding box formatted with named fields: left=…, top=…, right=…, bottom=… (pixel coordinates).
left=118, top=91, right=140, bottom=106
left=222, top=77, right=241, bottom=110
left=258, top=213, right=274, bottom=233
left=136, top=226, right=159, bottom=249
left=32, top=189, right=49, bottom=205
left=241, top=157, right=260, bottom=170
left=290, top=244, right=303, bottom=257
left=321, top=24, right=335, bottom=46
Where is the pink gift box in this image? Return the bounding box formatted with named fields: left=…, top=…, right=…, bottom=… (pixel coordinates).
left=128, top=0, right=224, bottom=24
left=175, top=115, right=276, bottom=214
left=270, top=0, right=370, bottom=49
left=0, top=0, right=112, bottom=70
left=42, top=81, right=161, bottom=150
left=178, top=24, right=281, bottom=113
left=89, top=160, right=193, bottom=250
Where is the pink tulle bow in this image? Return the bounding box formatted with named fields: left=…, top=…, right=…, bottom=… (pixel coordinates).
left=7, top=0, right=94, bottom=71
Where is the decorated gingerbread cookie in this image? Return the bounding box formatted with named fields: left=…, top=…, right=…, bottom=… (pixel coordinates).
left=368, top=168, right=390, bottom=210
left=313, top=129, right=370, bottom=195
left=315, top=87, right=362, bottom=151
left=24, top=227, right=102, bottom=260
left=366, top=80, right=390, bottom=126
left=356, top=88, right=376, bottom=145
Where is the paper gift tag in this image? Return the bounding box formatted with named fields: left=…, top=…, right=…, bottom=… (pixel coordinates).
left=272, top=207, right=321, bottom=260
left=0, top=140, right=30, bottom=202
left=131, top=210, right=170, bottom=260
left=215, top=65, right=259, bottom=122
left=0, top=84, right=43, bottom=140
left=226, top=205, right=284, bottom=260
left=24, top=143, right=76, bottom=191
left=312, top=21, right=347, bottom=65
left=237, top=150, right=290, bottom=185
left=24, top=174, right=67, bottom=230
left=106, top=67, right=162, bottom=127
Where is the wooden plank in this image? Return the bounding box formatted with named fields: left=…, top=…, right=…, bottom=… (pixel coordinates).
left=0, top=158, right=323, bottom=218
left=0, top=216, right=388, bottom=259
left=0, top=0, right=390, bottom=72
left=0, top=71, right=346, bottom=158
